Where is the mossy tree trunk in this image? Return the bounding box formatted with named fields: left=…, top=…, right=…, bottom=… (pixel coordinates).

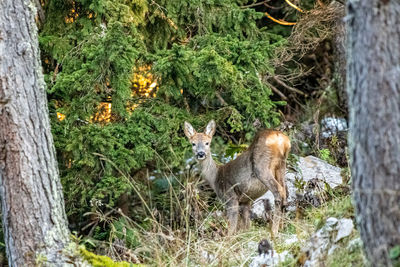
left=0, top=0, right=71, bottom=265
left=346, top=0, right=400, bottom=265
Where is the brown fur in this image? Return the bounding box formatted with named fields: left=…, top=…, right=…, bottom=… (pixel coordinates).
left=184, top=121, right=291, bottom=234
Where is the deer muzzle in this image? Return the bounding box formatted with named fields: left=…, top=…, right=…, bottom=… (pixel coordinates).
left=196, top=151, right=206, bottom=160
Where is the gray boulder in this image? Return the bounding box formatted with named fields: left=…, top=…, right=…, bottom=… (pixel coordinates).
left=249, top=250, right=291, bottom=267
left=302, top=217, right=354, bottom=266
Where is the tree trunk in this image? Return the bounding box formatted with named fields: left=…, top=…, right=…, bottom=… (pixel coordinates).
left=346, top=0, right=400, bottom=265
left=332, top=2, right=347, bottom=117
left=0, top=0, right=71, bottom=266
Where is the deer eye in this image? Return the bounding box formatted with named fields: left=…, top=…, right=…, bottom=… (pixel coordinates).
left=192, top=143, right=196, bottom=146
left=205, top=142, right=209, bottom=146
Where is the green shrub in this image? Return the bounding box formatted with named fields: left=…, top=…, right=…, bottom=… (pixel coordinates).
left=40, top=0, right=287, bottom=232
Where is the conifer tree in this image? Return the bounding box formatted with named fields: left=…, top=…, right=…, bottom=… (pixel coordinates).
left=39, top=0, right=286, bottom=228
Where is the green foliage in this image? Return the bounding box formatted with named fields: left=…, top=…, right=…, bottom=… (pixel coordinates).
left=318, top=147, right=338, bottom=166
left=40, top=0, right=287, bottom=233
left=224, top=142, right=248, bottom=159
left=390, top=245, right=400, bottom=260
left=112, top=218, right=141, bottom=249
left=319, top=148, right=331, bottom=162
left=390, top=245, right=400, bottom=267
left=294, top=176, right=307, bottom=192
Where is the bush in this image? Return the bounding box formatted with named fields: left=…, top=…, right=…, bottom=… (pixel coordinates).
left=40, top=0, right=286, bottom=233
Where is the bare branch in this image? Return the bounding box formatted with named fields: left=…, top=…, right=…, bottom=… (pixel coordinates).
left=266, top=82, right=288, bottom=100
left=273, top=76, right=307, bottom=96
left=240, top=1, right=270, bottom=9
left=215, top=91, right=228, bottom=106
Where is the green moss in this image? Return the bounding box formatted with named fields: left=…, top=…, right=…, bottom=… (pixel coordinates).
left=80, top=246, right=142, bottom=267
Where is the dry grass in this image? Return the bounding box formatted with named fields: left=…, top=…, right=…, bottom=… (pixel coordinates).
left=84, top=155, right=359, bottom=266
left=85, top=198, right=318, bottom=266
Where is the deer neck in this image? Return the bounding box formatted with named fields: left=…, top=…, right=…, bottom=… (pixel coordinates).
left=199, top=155, right=218, bottom=191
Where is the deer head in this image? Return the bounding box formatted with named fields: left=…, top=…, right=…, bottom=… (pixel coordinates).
left=184, top=120, right=216, bottom=161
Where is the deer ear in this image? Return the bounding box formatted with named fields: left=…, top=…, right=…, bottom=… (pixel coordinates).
left=184, top=121, right=196, bottom=138
left=205, top=120, right=216, bottom=137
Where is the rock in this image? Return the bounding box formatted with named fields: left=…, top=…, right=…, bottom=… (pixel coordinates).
left=299, top=178, right=329, bottom=208
left=327, top=244, right=338, bottom=255
left=249, top=251, right=275, bottom=267
left=302, top=222, right=332, bottom=267
left=278, top=250, right=292, bottom=261
left=287, top=156, right=342, bottom=209
left=321, top=117, right=347, bottom=138
left=283, top=234, right=298, bottom=246
left=302, top=217, right=354, bottom=266
left=299, top=121, right=315, bottom=140
left=200, top=250, right=215, bottom=263
left=214, top=210, right=224, bottom=218
left=335, top=218, right=354, bottom=242
left=288, top=156, right=343, bottom=189
left=294, top=117, right=347, bottom=141
left=249, top=250, right=291, bottom=267
left=249, top=239, right=292, bottom=267
left=251, top=191, right=275, bottom=220
left=325, top=217, right=339, bottom=228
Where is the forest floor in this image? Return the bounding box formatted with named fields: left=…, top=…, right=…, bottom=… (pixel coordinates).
left=139, top=194, right=365, bottom=266
left=78, top=193, right=364, bottom=266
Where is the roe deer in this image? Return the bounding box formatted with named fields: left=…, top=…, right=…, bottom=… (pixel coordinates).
left=184, top=120, right=291, bottom=234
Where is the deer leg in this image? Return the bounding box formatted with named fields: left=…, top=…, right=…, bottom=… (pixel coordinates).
left=241, top=203, right=251, bottom=230
left=271, top=208, right=282, bottom=239
left=256, top=169, right=286, bottom=209
left=275, top=160, right=288, bottom=209
left=254, top=169, right=286, bottom=235
left=226, top=197, right=239, bottom=235
left=238, top=203, right=251, bottom=230
left=252, top=156, right=286, bottom=208
left=267, top=170, right=285, bottom=237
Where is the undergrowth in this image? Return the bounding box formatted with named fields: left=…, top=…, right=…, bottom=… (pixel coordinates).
left=77, top=166, right=365, bottom=267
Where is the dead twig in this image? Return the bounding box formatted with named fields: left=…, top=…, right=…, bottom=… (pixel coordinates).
left=215, top=91, right=228, bottom=106
left=265, top=82, right=288, bottom=100
left=273, top=76, right=306, bottom=96
left=241, top=0, right=270, bottom=9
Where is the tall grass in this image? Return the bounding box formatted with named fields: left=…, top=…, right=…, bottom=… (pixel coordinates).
left=81, top=154, right=362, bottom=266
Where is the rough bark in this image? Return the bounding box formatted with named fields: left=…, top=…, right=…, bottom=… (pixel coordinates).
left=0, top=0, right=71, bottom=266
left=333, top=2, right=347, bottom=116
left=346, top=0, right=400, bottom=265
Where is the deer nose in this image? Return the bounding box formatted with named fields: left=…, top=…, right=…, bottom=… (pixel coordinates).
left=196, top=151, right=206, bottom=159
